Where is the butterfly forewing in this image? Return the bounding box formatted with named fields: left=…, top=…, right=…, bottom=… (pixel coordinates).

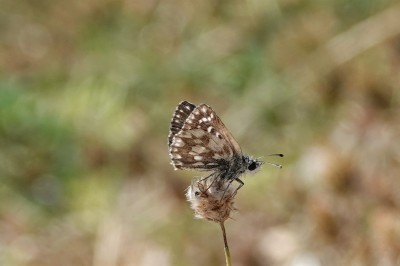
left=169, top=103, right=242, bottom=171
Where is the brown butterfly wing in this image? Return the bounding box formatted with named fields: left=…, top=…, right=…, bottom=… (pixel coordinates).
left=169, top=103, right=242, bottom=171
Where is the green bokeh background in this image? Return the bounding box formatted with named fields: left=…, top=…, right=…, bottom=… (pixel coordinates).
left=1, top=1, right=400, bottom=265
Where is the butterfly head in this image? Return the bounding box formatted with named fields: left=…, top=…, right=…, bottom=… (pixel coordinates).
left=243, top=156, right=264, bottom=174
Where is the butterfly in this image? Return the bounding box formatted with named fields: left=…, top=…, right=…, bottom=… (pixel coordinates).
left=168, top=101, right=283, bottom=189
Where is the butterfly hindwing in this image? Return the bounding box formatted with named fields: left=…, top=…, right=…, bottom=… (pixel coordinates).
left=168, top=101, right=196, bottom=146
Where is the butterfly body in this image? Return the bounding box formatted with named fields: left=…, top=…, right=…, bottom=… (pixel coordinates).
left=168, top=101, right=265, bottom=186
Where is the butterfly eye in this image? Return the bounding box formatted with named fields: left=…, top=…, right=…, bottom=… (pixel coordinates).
left=248, top=161, right=257, bottom=171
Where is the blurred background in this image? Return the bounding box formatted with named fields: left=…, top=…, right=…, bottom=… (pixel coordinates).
left=1, top=0, right=400, bottom=265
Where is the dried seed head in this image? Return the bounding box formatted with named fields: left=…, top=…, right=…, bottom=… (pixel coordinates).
left=186, top=176, right=237, bottom=223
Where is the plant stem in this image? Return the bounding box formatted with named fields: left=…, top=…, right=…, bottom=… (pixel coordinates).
left=220, top=221, right=231, bottom=266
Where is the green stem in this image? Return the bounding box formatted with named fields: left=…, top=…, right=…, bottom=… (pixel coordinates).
left=220, top=221, right=231, bottom=266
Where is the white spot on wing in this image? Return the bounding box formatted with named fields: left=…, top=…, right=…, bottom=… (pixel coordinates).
left=173, top=138, right=185, bottom=147
left=192, top=145, right=206, bottom=154
left=194, top=155, right=203, bottom=161
left=207, top=126, right=213, bottom=133
left=173, top=154, right=182, bottom=159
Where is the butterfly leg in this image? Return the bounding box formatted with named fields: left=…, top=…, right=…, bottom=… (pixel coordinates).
left=234, top=178, right=244, bottom=193
left=220, top=177, right=244, bottom=201
left=196, top=173, right=217, bottom=192
left=204, top=174, right=217, bottom=191
left=219, top=177, right=235, bottom=200
left=199, top=173, right=213, bottom=183
left=220, top=180, right=231, bottom=201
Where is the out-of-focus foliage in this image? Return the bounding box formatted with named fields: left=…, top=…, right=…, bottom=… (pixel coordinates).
left=1, top=0, right=400, bottom=265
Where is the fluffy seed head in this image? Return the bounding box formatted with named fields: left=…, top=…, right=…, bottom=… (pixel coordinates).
left=186, top=176, right=237, bottom=223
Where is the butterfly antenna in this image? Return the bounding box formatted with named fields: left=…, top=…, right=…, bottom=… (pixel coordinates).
left=265, top=161, right=283, bottom=169
left=267, top=153, right=284, bottom=157
left=265, top=153, right=284, bottom=168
